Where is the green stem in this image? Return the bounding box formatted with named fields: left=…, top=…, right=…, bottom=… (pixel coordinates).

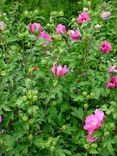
left=83, top=35, right=93, bottom=72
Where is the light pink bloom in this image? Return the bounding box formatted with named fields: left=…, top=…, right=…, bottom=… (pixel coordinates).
left=78, top=12, right=90, bottom=24
left=84, top=109, right=105, bottom=131
left=95, top=109, right=105, bottom=122
left=0, top=115, right=2, bottom=123
left=109, top=65, right=117, bottom=73
left=56, top=24, right=66, bottom=34
left=84, top=109, right=105, bottom=143
left=101, top=11, right=111, bottom=20
left=28, top=23, right=42, bottom=33
left=100, top=41, right=112, bottom=54
left=39, top=31, right=52, bottom=42
left=69, top=30, right=81, bottom=41
left=51, top=65, right=69, bottom=77
left=107, top=76, right=117, bottom=89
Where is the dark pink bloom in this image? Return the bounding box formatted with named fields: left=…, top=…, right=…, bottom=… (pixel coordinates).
left=101, top=11, right=111, bottom=20
left=107, top=76, right=117, bottom=89
left=51, top=65, right=69, bottom=77
left=84, top=109, right=105, bottom=143
left=108, top=65, right=117, bottom=73
left=39, top=31, right=52, bottom=42
left=78, top=12, right=90, bottom=24
left=100, top=41, right=112, bottom=54
left=69, top=30, right=81, bottom=41
left=56, top=24, right=66, bottom=34
left=28, top=23, right=42, bottom=33
left=0, top=115, right=2, bottom=123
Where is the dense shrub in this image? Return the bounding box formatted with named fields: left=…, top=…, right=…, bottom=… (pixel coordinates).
left=0, top=0, right=117, bottom=155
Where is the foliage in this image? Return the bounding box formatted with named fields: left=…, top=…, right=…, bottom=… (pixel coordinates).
left=0, top=0, right=117, bottom=155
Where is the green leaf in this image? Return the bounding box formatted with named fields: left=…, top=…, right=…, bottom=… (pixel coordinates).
left=71, top=107, right=84, bottom=121
left=33, top=137, right=46, bottom=149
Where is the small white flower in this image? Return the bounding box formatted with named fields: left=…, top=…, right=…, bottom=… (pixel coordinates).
left=95, top=24, right=101, bottom=29
left=0, top=21, right=6, bottom=31
left=83, top=7, right=88, bottom=12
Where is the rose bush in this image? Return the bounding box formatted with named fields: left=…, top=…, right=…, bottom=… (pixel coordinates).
left=0, top=0, right=117, bottom=155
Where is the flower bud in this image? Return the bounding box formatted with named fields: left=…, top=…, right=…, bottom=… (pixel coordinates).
left=86, top=95, right=90, bottom=99
left=91, top=143, right=97, bottom=148
left=89, top=93, right=95, bottom=98
left=24, top=10, right=29, bottom=16
left=22, top=96, right=27, bottom=101
left=28, top=134, right=33, bottom=140
left=22, top=116, right=28, bottom=121
left=32, top=95, right=38, bottom=101
left=110, top=123, right=115, bottom=129
left=84, top=103, right=88, bottom=109
left=84, top=144, right=90, bottom=149
left=104, top=131, right=110, bottom=136
left=82, top=92, right=87, bottom=96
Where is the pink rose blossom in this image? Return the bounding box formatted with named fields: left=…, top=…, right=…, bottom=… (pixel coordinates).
left=108, top=65, right=117, bottom=73
left=28, top=23, right=42, bottom=33
left=100, top=41, right=112, bottom=54
left=51, top=65, right=69, bottom=77
left=84, top=109, right=105, bottom=143
left=56, top=24, right=66, bottom=34
left=0, top=115, right=2, bottom=123
left=107, top=76, right=117, bottom=89
left=101, top=11, right=111, bottom=20
left=69, top=30, right=81, bottom=41
left=78, top=12, right=90, bottom=24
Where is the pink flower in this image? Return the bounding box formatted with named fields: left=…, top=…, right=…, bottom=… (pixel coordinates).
left=107, top=76, right=117, bottom=89
left=28, top=23, right=42, bottom=33
left=101, top=11, right=111, bottom=20
left=84, top=109, right=105, bottom=143
left=56, top=24, right=66, bottom=34
left=109, top=65, right=117, bottom=73
left=100, top=41, right=112, bottom=54
left=87, top=131, right=97, bottom=143
left=0, top=115, right=2, bottom=123
left=39, top=31, right=52, bottom=42
left=78, top=12, right=90, bottom=24
left=69, top=30, right=81, bottom=41
left=51, top=65, right=69, bottom=77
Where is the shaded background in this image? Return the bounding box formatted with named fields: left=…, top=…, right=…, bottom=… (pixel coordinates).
left=1, top=0, right=106, bottom=18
